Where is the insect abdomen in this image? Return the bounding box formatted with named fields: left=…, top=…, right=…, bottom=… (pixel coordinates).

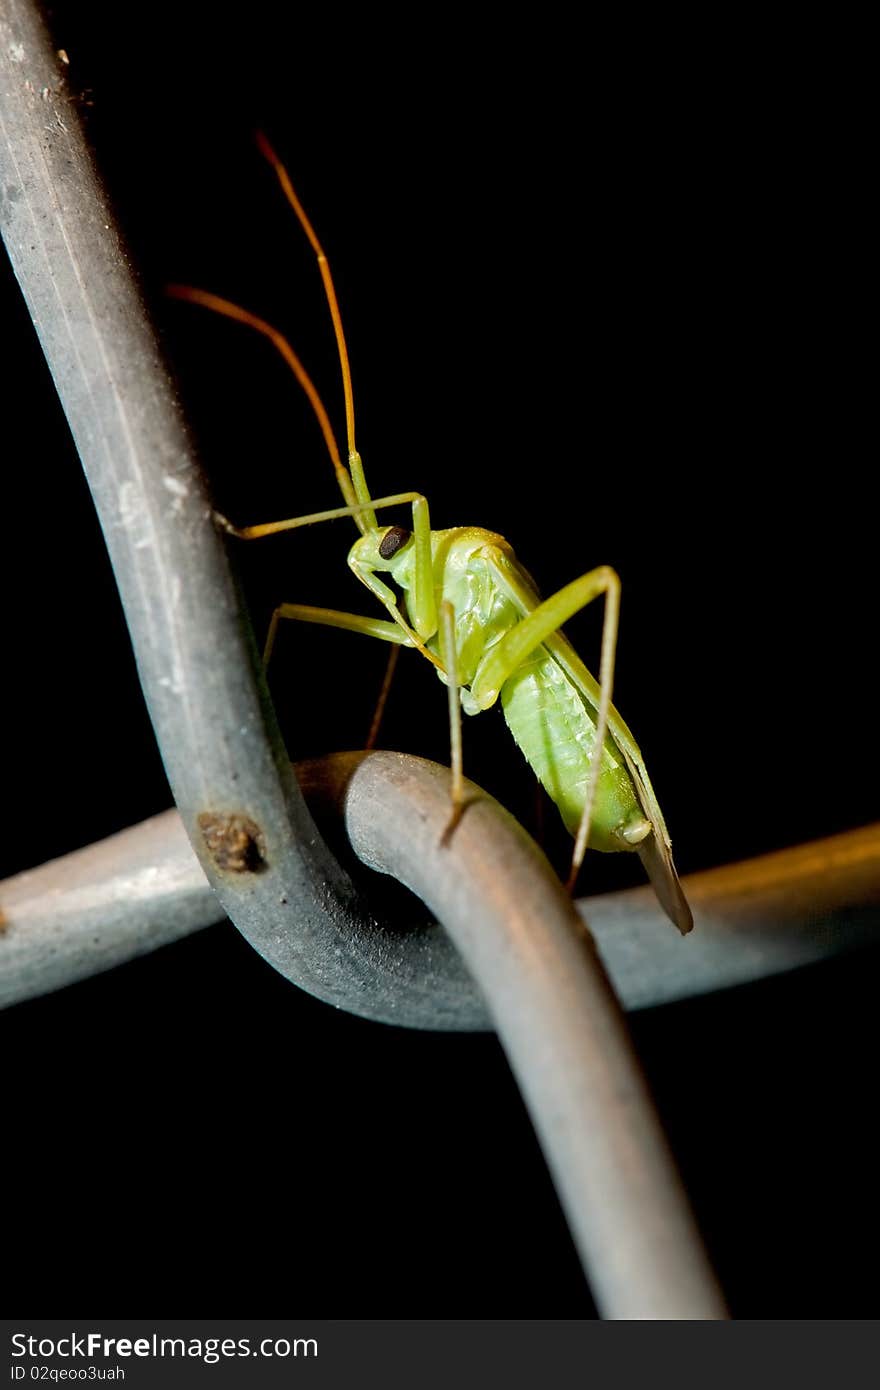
left=500, top=650, right=649, bottom=854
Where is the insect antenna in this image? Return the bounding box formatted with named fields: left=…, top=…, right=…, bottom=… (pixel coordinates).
left=167, top=285, right=369, bottom=532
left=256, top=131, right=377, bottom=530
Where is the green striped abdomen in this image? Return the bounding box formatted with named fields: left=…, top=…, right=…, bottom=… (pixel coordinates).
left=500, top=650, right=648, bottom=854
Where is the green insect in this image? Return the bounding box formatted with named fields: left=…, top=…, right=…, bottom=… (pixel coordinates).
left=170, top=136, right=692, bottom=935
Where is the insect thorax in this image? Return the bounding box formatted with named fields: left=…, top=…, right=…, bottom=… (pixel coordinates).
left=396, top=527, right=523, bottom=687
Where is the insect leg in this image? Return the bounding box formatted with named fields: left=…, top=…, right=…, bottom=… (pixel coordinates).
left=470, top=554, right=621, bottom=891
left=438, top=600, right=467, bottom=841
left=215, top=491, right=442, bottom=666
left=263, top=603, right=413, bottom=666
left=215, top=490, right=425, bottom=549
left=266, top=603, right=465, bottom=836
left=262, top=605, right=413, bottom=754
left=477, top=549, right=692, bottom=932
left=366, top=646, right=401, bottom=750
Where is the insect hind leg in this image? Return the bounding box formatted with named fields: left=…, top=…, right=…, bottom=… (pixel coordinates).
left=470, top=552, right=628, bottom=893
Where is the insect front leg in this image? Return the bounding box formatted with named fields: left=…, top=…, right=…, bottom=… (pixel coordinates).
left=262, top=603, right=414, bottom=667
left=353, top=558, right=468, bottom=841
left=262, top=603, right=415, bottom=747
left=219, top=490, right=442, bottom=665
left=345, top=492, right=436, bottom=639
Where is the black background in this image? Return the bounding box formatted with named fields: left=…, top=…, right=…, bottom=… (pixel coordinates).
left=2, top=4, right=875, bottom=1316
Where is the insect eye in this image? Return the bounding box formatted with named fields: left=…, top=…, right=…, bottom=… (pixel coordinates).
left=379, top=526, right=411, bottom=560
